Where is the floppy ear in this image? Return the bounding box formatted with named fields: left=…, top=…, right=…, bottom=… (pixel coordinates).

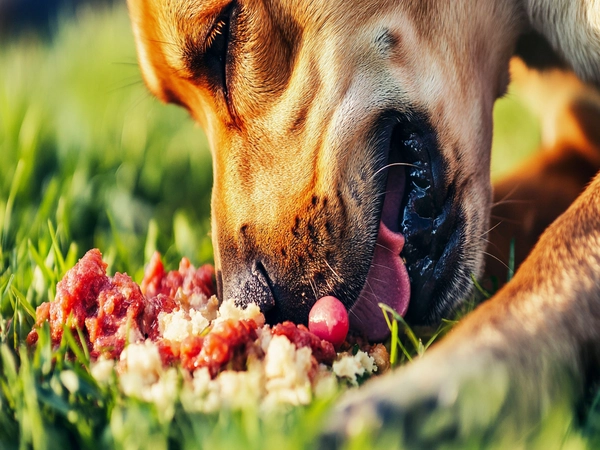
left=523, top=0, right=600, bottom=85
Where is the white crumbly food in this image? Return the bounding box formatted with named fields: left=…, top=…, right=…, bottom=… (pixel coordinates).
left=96, top=298, right=386, bottom=412
left=158, top=297, right=265, bottom=343
left=262, top=335, right=313, bottom=409
left=332, top=350, right=377, bottom=385
left=91, top=357, right=115, bottom=383
left=118, top=341, right=179, bottom=421
left=158, top=308, right=210, bottom=342
left=181, top=358, right=265, bottom=412
left=215, top=297, right=265, bottom=326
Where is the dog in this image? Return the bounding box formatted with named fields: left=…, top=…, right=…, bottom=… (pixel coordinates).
left=127, top=0, right=600, bottom=446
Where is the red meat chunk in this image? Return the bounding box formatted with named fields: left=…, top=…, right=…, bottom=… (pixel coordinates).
left=27, top=249, right=145, bottom=359
left=141, top=251, right=215, bottom=300
left=180, top=319, right=260, bottom=377
left=272, top=321, right=336, bottom=365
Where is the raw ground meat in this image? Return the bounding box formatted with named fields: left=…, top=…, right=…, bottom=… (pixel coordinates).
left=141, top=251, right=214, bottom=300
left=27, top=249, right=369, bottom=385
left=27, top=249, right=146, bottom=359
left=27, top=249, right=216, bottom=360
left=272, top=322, right=336, bottom=365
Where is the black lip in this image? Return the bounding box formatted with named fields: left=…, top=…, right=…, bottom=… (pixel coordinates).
left=376, top=111, right=463, bottom=325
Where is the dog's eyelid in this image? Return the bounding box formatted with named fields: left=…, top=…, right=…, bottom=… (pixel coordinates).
left=181, top=3, right=236, bottom=85
left=202, top=5, right=233, bottom=52
left=198, top=2, right=236, bottom=50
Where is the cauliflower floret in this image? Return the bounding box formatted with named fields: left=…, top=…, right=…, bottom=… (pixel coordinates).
left=217, top=359, right=264, bottom=410
left=158, top=308, right=209, bottom=342
left=216, top=298, right=265, bottom=327
left=119, top=340, right=163, bottom=391
left=333, top=350, right=377, bottom=385
left=355, top=349, right=377, bottom=374
left=262, top=335, right=313, bottom=408
left=181, top=367, right=219, bottom=413
left=118, top=341, right=178, bottom=421
left=91, top=357, right=115, bottom=384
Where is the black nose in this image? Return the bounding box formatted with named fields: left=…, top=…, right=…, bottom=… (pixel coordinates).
left=220, top=260, right=276, bottom=312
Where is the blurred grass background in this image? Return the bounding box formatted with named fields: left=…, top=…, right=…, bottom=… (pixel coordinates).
left=1, top=3, right=214, bottom=284
left=6, top=2, right=597, bottom=449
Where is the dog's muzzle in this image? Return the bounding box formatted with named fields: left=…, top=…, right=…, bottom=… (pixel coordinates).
left=217, top=111, right=464, bottom=341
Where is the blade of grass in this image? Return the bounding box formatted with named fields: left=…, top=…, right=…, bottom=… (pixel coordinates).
left=48, top=220, right=66, bottom=276
left=62, top=325, right=90, bottom=372
left=471, top=273, right=491, bottom=299
left=379, top=304, right=421, bottom=352
left=2, top=159, right=25, bottom=246
left=28, top=240, right=56, bottom=286
left=424, top=319, right=457, bottom=351
left=10, top=285, right=36, bottom=320
left=508, top=238, right=515, bottom=282
left=379, top=304, right=414, bottom=362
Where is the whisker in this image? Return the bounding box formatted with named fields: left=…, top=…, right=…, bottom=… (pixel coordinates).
left=492, top=199, right=531, bottom=207
left=373, top=162, right=418, bottom=178
left=479, top=237, right=503, bottom=254
left=349, top=280, right=380, bottom=327
left=492, top=184, right=521, bottom=206
left=107, top=79, right=145, bottom=94
left=367, top=276, right=386, bottom=283
left=147, top=38, right=179, bottom=48
left=308, top=278, right=319, bottom=302
left=489, top=215, right=523, bottom=225
left=481, top=251, right=510, bottom=270
left=370, top=263, right=396, bottom=271
left=125, top=90, right=154, bottom=114
left=348, top=307, right=367, bottom=327
left=375, top=242, right=396, bottom=254
left=112, top=61, right=141, bottom=66
left=479, top=221, right=503, bottom=238
left=324, top=260, right=341, bottom=281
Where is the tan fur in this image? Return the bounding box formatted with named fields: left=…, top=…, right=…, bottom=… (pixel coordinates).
left=127, top=0, right=600, bottom=443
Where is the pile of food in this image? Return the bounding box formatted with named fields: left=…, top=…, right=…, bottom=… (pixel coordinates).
left=27, top=249, right=390, bottom=412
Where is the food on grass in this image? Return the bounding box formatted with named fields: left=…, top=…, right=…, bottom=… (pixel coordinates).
left=28, top=249, right=390, bottom=411
left=308, top=296, right=349, bottom=348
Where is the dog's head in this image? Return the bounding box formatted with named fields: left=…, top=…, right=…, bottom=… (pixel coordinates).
left=128, top=0, right=523, bottom=339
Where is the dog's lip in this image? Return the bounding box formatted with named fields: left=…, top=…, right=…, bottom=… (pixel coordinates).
left=347, top=110, right=456, bottom=337
left=349, top=135, right=411, bottom=341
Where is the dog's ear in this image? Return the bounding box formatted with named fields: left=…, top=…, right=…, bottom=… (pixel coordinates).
left=522, top=0, right=600, bottom=85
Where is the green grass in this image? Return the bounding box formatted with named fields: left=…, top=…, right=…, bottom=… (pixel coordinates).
left=0, top=3, right=598, bottom=449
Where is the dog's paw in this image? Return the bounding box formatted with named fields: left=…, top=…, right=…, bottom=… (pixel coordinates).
left=319, top=351, right=512, bottom=449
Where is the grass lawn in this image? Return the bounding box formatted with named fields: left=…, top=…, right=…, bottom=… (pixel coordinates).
left=1, top=3, right=599, bottom=449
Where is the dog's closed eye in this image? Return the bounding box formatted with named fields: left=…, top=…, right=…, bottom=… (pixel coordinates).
left=183, top=4, right=236, bottom=96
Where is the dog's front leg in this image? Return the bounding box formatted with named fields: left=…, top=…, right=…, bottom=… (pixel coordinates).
left=321, top=173, right=600, bottom=448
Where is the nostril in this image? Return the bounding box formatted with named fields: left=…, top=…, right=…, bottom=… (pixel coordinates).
left=229, top=260, right=276, bottom=313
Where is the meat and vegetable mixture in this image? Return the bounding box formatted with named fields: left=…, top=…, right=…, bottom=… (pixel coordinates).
left=27, top=249, right=390, bottom=411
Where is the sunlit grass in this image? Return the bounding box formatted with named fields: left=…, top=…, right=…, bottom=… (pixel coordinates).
left=0, top=3, right=598, bottom=449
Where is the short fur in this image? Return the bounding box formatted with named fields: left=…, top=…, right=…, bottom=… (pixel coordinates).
left=127, top=0, right=600, bottom=445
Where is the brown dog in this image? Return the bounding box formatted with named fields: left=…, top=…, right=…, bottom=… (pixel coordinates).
left=127, top=0, right=600, bottom=445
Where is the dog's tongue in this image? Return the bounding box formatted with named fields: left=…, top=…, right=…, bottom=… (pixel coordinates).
left=349, top=167, right=411, bottom=341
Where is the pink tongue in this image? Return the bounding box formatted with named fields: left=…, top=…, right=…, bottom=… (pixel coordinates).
left=349, top=167, right=411, bottom=341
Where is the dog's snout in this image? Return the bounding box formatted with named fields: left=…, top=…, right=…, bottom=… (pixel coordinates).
left=221, top=260, right=276, bottom=313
